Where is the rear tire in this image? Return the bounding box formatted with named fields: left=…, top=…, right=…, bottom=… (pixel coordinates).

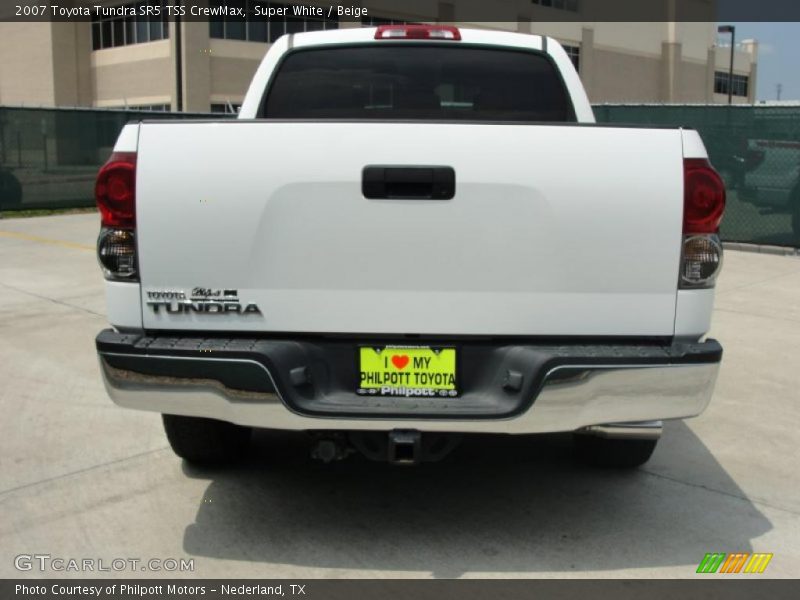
left=162, top=414, right=251, bottom=465
left=573, top=434, right=658, bottom=468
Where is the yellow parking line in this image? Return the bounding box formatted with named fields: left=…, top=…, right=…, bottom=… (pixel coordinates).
left=0, top=230, right=94, bottom=251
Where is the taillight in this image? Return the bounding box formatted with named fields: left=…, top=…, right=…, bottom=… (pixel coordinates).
left=680, top=235, right=723, bottom=288
left=681, top=158, right=726, bottom=289
left=95, top=152, right=137, bottom=281
left=374, top=25, right=461, bottom=41
left=96, top=152, right=136, bottom=228
left=97, top=228, right=137, bottom=280
left=683, top=158, right=725, bottom=234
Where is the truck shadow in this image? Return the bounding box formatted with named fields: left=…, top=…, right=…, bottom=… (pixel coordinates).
left=181, top=421, right=771, bottom=576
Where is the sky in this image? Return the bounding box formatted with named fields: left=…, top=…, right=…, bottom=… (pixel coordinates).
left=723, top=22, right=800, bottom=101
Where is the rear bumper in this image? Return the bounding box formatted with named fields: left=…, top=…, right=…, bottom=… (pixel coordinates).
left=96, top=330, right=722, bottom=435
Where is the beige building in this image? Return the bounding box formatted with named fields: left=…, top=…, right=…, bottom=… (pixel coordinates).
left=0, top=0, right=759, bottom=112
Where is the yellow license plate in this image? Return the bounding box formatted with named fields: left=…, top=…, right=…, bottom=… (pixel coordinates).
left=358, top=346, right=458, bottom=398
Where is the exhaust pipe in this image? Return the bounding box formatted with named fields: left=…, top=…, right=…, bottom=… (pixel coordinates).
left=578, top=420, right=663, bottom=440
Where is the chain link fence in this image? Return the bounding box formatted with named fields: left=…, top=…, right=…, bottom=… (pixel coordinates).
left=1, top=104, right=799, bottom=247
left=0, top=106, right=227, bottom=213
left=596, top=104, right=800, bottom=247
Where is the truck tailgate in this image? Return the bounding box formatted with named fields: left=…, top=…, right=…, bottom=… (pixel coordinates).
left=136, top=122, right=684, bottom=336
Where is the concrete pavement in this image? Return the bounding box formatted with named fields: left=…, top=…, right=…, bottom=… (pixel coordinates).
left=1, top=213, right=798, bottom=578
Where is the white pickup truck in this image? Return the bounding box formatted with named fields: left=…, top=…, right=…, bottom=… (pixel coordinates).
left=95, top=25, right=725, bottom=468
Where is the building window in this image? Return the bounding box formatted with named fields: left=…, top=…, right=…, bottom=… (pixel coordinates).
left=562, top=44, right=580, bottom=72
left=210, top=103, right=242, bottom=114
left=531, top=0, right=579, bottom=11
left=714, top=71, right=749, bottom=97
left=209, top=1, right=339, bottom=43
left=91, top=1, right=169, bottom=50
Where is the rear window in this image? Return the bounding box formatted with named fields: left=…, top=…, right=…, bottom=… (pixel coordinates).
left=261, top=45, right=575, bottom=122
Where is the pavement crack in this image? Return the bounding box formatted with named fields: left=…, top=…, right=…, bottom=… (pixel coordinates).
left=0, top=280, right=104, bottom=318
left=640, top=468, right=800, bottom=516
left=0, top=447, right=170, bottom=498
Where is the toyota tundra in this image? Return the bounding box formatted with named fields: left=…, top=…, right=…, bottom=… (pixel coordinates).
left=94, top=25, right=725, bottom=468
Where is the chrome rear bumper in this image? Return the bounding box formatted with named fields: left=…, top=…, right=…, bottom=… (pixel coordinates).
left=97, top=331, right=721, bottom=436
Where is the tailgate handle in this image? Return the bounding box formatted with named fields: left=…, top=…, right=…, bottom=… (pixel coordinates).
left=362, top=166, right=455, bottom=200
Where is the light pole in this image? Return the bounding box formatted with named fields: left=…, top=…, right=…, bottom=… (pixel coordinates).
left=717, top=25, right=735, bottom=105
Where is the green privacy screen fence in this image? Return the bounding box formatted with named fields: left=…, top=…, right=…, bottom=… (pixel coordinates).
left=0, top=106, right=226, bottom=214
left=595, top=104, right=800, bottom=247
left=1, top=104, right=799, bottom=247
